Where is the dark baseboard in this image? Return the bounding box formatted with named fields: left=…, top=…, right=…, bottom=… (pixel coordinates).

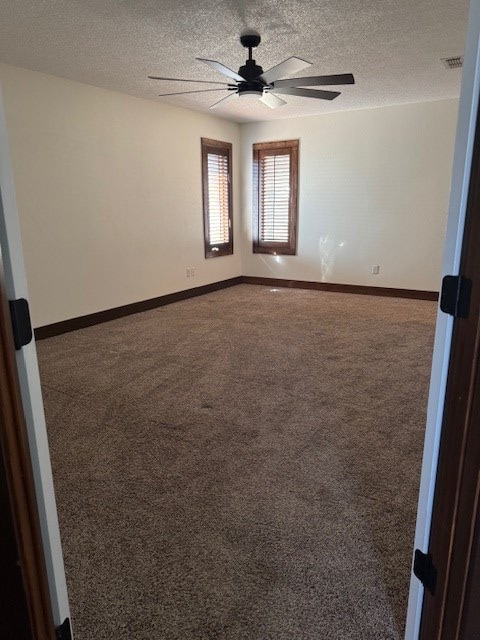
left=241, top=276, right=439, bottom=301
left=34, top=277, right=243, bottom=340
left=34, top=274, right=438, bottom=340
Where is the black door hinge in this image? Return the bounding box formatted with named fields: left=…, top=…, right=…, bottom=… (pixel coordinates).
left=8, top=298, right=32, bottom=350
left=55, top=617, right=72, bottom=640
left=414, top=549, right=437, bottom=595
left=440, top=275, right=472, bottom=318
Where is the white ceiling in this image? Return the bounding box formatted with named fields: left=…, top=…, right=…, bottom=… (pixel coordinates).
left=0, top=0, right=469, bottom=124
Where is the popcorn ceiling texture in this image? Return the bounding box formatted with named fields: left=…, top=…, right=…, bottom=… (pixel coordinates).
left=0, top=0, right=468, bottom=123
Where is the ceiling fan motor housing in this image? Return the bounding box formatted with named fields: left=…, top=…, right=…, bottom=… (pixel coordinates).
left=238, top=84, right=264, bottom=96
left=237, top=76, right=265, bottom=95
left=238, top=60, right=263, bottom=81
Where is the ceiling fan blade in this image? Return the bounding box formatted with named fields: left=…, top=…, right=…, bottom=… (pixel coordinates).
left=272, top=73, right=355, bottom=88
left=259, top=92, right=287, bottom=109
left=258, top=56, right=312, bottom=84
left=209, top=92, right=239, bottom=109
left=196, top=58, right=245, bottom=82
left=148, top=75, right=232, bottom=85
left=273, top=87, right=340, bottom=101
left=158, top=88, right=229, bottom=97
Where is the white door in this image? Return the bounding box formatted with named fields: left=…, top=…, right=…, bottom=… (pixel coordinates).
left=0, top=85, right=71, bottom=630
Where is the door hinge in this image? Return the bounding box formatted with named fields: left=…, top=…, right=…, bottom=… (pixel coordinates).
left=55, top=617, right=72, bottom=640
left=8, top=298, right=32, bottom=350
left=440, top=275, right=472, bottom=318
left=414, top=549, right=437, bottom=595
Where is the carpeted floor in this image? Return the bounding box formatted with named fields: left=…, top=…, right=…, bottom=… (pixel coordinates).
left=37, top=285, right=436, bottom=640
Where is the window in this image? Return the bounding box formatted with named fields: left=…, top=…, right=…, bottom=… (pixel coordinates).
left=253, top=140, right=299, bottom=255
left=201, top=138, right=233, bottom=258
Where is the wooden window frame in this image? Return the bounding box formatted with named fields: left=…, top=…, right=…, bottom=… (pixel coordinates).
left=252, top=139, right=299, bottom=256
left=201, top=138, right=233, bottom=259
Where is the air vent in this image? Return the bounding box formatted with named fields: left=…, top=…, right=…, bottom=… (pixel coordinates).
left=442, top=56, right=464, bottom=70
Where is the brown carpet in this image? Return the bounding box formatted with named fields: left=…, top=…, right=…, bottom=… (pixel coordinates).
left=37, top=285, right=436, bottom=640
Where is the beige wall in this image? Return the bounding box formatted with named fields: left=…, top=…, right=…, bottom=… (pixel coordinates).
left=0, top=63, right=459, bottom=327
left=0, top=64, right=241, bottom=327
left=241, top=99, right=458, bottom=291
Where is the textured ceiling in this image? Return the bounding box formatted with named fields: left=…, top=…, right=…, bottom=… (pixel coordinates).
left=0, top=0, right=469, bottom=123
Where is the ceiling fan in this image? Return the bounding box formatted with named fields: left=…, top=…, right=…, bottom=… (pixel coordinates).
left=148, top=30, right=355, bottom=109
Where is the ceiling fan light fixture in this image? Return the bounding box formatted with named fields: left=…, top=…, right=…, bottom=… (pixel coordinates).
left=238, top=91, right=263, bottom=106
left=239, top=89, right=263, bottom=97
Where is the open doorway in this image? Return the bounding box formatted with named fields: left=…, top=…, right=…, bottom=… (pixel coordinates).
left=0, top=2, right=472, bottom=636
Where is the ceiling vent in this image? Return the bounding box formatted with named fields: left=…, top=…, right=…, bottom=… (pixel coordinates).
left=441, top=56, right=464, bottom=70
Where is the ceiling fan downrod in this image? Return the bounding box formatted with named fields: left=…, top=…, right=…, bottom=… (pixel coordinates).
left=238, top=31, right=264, bottom=90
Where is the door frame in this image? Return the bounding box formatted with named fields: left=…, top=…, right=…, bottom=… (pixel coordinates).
left=0, top=85, right=70, bottom=629
left=419, top=88, right=480, bottom=637
left=0, top=252, right=53, bottom=637
left=405, top=0, right=480, bottom=636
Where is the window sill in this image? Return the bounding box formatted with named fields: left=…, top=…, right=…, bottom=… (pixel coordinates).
left=252, top=245, right=296, bottom=256
left=205, top=245, right=234, bottom=259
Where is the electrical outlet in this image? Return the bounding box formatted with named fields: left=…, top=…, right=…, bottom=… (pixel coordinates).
left=190, top=267, right=196, bottom=277
left=372, top=265, right=380, bottom=275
